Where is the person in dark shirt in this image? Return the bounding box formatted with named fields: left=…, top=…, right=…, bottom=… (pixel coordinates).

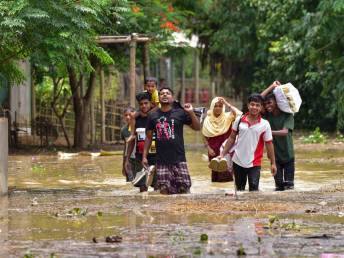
left=262, top=81, right=295, bottom=191
left=120, top=107, right=135, bottom=182
left=143, top=87, right=201, bottom=195
left=125, top=92, right=157, bottom=192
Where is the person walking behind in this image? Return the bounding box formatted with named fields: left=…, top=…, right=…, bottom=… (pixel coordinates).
left=220, top=93, right=277, bottom=191
left=125, top=92, right=157, bottom=192
left=202, top=97, right=242, bottom=182
left=262, top=81, right=295, bottom=191
left=120, top=107, right=135, bottom=182
left=142, top=87, right=201, bottom=194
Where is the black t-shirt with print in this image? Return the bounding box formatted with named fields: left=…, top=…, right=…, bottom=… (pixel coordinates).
left=135, top=114, right=156, bottom=161
left=146, top=108, right=192, bottom=165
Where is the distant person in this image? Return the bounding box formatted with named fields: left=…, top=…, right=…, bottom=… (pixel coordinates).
left=220, top=93, right=277, bottom=191
left=143, top=87, right=201, bottom=194
left=261, top=81, right=295, bottom=191
left=120, top=107, right=135, bottom=181
left=202, top=97, right=242, bottom=182
left=144, top=77, right=159, bottom=108
left=125, top=92, right=157, bottom=192
left=127, top=77, right=160, bottom=143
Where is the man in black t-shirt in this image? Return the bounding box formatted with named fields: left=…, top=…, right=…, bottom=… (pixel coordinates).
left=125, top=91, right=157, bottom=192
left=143, top=87, right=201, bottom=194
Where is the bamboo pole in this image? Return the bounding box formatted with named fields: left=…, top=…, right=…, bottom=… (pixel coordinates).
left=0, top=118, right=8, bottom=195
left=100, top=68, right=106, bottom=143
left=129, top=34, right=137, bottom=107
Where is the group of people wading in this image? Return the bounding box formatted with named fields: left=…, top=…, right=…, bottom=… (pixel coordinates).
left=121, top=78, right=295, bottom=195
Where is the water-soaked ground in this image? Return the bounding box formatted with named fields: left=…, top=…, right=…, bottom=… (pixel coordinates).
left=1, top=141, right=344, bottom=257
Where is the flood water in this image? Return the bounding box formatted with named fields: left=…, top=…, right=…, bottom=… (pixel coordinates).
left=1, top=141, right=344, bottom=257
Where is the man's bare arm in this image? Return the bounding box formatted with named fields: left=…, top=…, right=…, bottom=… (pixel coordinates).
left=261, top=81, right=281, bottom=97
left=220, top=131, right=237, bottom=158
left=265, top=141, right=277, bottom=176
left=142, top=130, right=153, bottom=167
left=272, top=128, right=288, bottom=136
left=188, top=111, right=201, bottom=130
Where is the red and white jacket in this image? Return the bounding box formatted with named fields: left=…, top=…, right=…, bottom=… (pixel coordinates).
left=231, top=114, right=272, bottom=168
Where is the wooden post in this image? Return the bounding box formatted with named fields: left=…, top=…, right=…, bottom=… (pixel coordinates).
left=143, top=42, right=150, bottom=82
left=194, top=49, right=200, bottom=105
left=30, top=69, right=36, bottom=136
left=0, top=118, right=8, bottom=195
left=181, top=56, right=186, bottom=104
left=129, top=34, right=137, bottom=107
left=90, top=96, right=95, bottom=144
left=100, top=68, right=106, bottom=143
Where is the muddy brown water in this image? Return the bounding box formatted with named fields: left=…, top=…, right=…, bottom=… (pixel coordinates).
left=1, top=143, right=344, bottom=257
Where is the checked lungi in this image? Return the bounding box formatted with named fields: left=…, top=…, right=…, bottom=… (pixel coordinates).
left=156, top=162, right=191, bottom=194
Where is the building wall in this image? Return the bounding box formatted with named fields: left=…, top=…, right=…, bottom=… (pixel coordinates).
left=10, top=60, right=31, bottom=132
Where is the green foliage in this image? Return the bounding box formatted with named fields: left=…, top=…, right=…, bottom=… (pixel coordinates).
left=336, top=134, right=344, bottom=142
left=0, top=0, right=128, bottom=83
left=23, top=252, right=35, bottom=258
left=200, top=233, right=208, bottom=242
left=236, top=243, right=247, bottom=256
left=301, top=127, right=327, bottom=144
left=178, top=0, right=344, bottom=131
left=31, top=164, right=45, bottom=174
left=67, top=207, right=88, bottom=217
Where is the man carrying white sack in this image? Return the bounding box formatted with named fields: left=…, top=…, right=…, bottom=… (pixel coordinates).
left=261, top=81, right=296, bottom=191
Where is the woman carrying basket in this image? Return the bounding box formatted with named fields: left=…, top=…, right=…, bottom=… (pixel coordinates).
left=202, top=97, right=242, bottom=182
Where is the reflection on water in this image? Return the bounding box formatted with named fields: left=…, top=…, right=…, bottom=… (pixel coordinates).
left=3, top=146, right=344, bottom=257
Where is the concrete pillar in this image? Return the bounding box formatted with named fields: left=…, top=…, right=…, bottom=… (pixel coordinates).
left=0, top=118, right=8, bottom=195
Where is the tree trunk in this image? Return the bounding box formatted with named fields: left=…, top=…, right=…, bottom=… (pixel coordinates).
left=68, top=56, right=99, bottom=149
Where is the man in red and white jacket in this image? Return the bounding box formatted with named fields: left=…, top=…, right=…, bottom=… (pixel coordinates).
left=220, top=93, right=277, bottom=191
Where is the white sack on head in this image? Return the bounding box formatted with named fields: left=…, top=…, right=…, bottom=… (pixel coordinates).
left=273, top=83, right=302, bottom=114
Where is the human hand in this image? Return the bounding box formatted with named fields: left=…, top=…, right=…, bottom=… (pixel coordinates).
left=218, top=97, right=231, bottom=108
left=271, top=81, right=281, bottom=88
left=142, top=157, right=148, bottom=168
left=208, top=146, right=216, bottom=157
left=184, top=103, right=194, bottom=113
left=271, top=164, right=277, bottom=176
left=126, top=135, right=135, bottom=143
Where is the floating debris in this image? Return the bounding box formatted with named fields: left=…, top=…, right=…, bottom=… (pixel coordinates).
left=105, top=235, right=122, bottom=243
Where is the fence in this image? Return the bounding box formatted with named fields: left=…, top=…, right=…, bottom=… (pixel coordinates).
left=2, top=100, right=129, bottom=148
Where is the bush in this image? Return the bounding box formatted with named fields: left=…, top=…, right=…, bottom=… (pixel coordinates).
left=301, top=127, right=327, bottom=144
